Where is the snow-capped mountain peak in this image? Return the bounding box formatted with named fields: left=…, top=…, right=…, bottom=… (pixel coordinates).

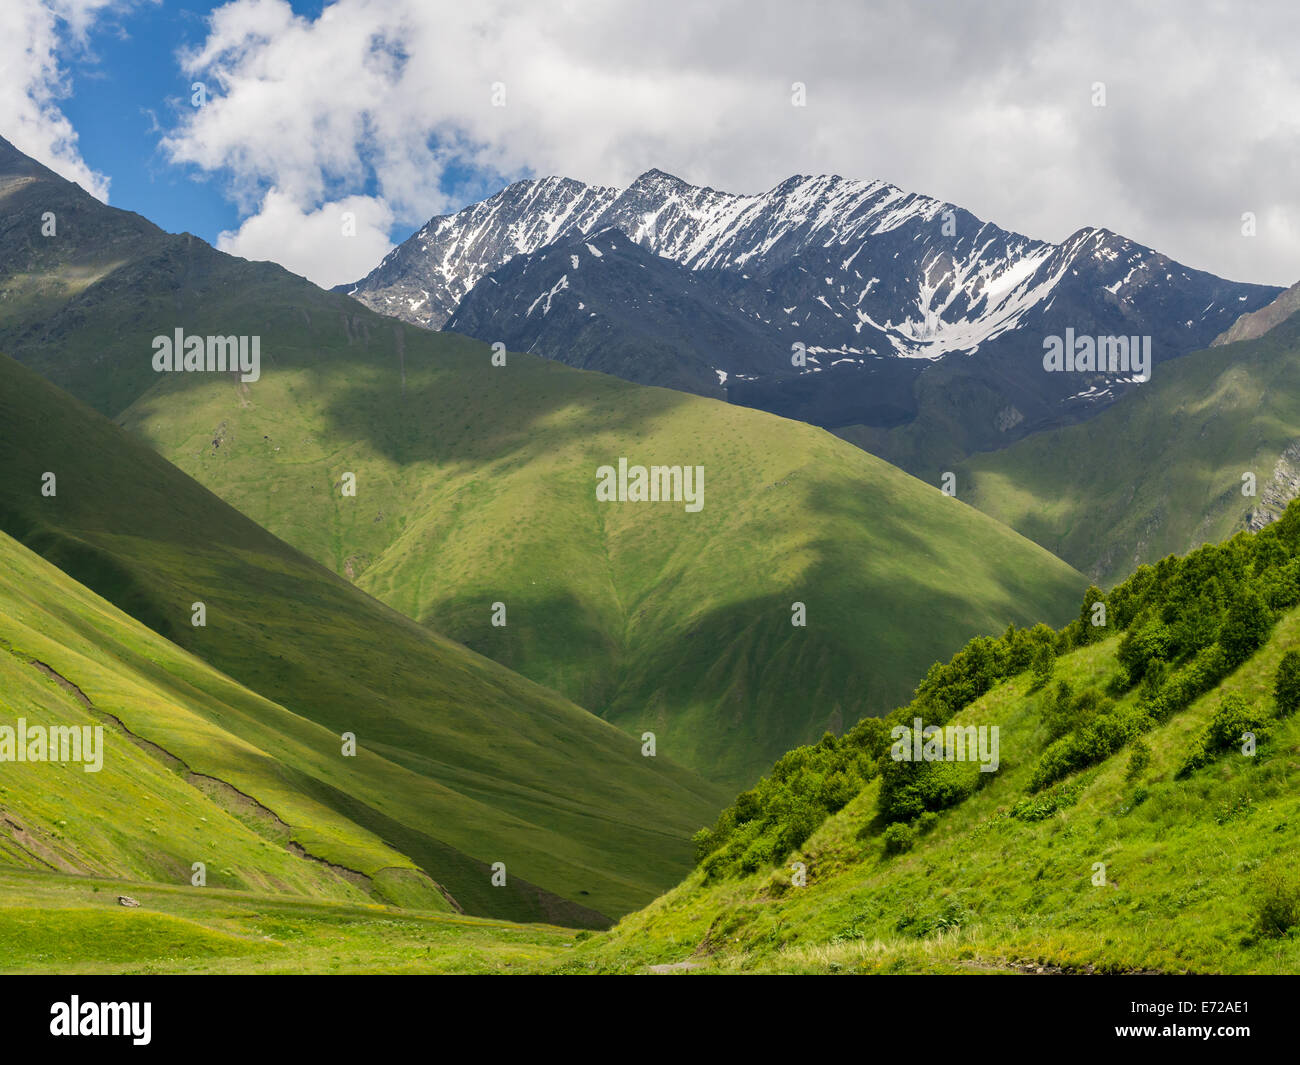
left=340, top=168, right=1279, bottom=439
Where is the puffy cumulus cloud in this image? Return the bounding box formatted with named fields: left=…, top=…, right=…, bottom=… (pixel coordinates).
left=215, top=188, right=394, bottom=288
left=0, top=0, right=133, bottom=201
left=164, top=0, right=1300, bottom=287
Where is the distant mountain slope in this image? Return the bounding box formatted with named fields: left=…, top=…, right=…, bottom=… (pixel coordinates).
left=0, top=135, right=1087, bottom=790
left=959, top=301, right=1300, bottom=586
left=1213, top=278, right=1300, bottom=346
left=445, top=226, right=787, bottom=397
left=563, top=510, right=1300, bottom=974
left=342, top=167, right=1280, bottom=470
left=0, top=352, right=724, bottom=924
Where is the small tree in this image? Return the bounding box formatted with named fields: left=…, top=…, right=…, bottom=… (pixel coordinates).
left=1117, top=615, right=1172, bottom=686
left=1076, top=585, right=1107, bottom=645
left=1030, top=643, right=1055, bottom=691
left=1125, top=738, right=1151, bottom=782
left=1178, top=692, right=1268, bottom=777
left=1275, top=651, right=1300, bottom=717
left=1218, top=590, right=1272, bottom=667
left=1204, top=692, right=1263, bottom=752
left=882, top=821, right=917, bottom=855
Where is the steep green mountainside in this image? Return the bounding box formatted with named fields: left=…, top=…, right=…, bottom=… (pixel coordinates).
left=0, top=136, right=1086, bottom=788
left=0, top=352, right=724, bottom=923
left=0, top=134, right=330, bottom=418
left=959, top=307, right=1300, bottom=586
left=564, top=507, right=1300, bottom=973
left=0, top=527, right=440, bottom=908
left=121, top=334, right=1085, bottom=786
left=8, top=506, right=1299, bottom=974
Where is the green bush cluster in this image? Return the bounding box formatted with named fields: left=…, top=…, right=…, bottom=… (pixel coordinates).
left=1065, top=584, right=1110, bottom=646
left=693, top=728, right=880, bottom=878
left=1009, top=774, right=1090, bottom=821
left=1138, top=644, right=1230, bottom=724
left=1027, top=514, right=1300, bottom=789
left=882, top=821, right=916, bottom=854
left=1177, top=693, right=1269, bottom=778
left=1030, top=701, right=1149, bottom=791
left=1042, top=681, right=1111, bottom=741
left=877, top=751, right=983, bottom=823
left=875, top=626, right=1062, bottom=823
left=1255, top=876, right=1300, bottom=939
left=694, top=501, right=1300, bottom=881
left=1275, top=651, right=1300, bottom=717
left=1172, top=649, right=1300, bottom=780
left=695, top=622, right=1056, bottom=877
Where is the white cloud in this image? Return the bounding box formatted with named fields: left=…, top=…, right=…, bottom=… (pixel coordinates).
left=164, top=0, right=1300, bottom=287
left=0, top=0, right=132, bottom=201
left=215, top=188, right=394, bottom=288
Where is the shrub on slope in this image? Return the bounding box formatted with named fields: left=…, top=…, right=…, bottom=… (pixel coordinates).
left=693, top=500, right=1300, bottom=881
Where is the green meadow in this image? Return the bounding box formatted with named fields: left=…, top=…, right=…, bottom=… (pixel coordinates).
left=0, top=870, right=571, bottom=975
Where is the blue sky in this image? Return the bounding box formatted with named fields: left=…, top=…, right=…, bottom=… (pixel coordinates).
left=54, top=0, right=421, bottom=253
left=9, top=0, right=1299, bottom=290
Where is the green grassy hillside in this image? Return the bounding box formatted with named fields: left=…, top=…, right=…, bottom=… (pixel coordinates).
left=960, top=309, right=1300, bottom=586
left=0, top=527, right=435, bottom=906
left=0, top=352, right=725, bottom=923
left=560, top=508, right=1300, bottom=973
left=116, top=324, right=1086, bottom=786
left=0, top=137, right=1087, bottom=789
left=10, top=507, right=1294, bottom=975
